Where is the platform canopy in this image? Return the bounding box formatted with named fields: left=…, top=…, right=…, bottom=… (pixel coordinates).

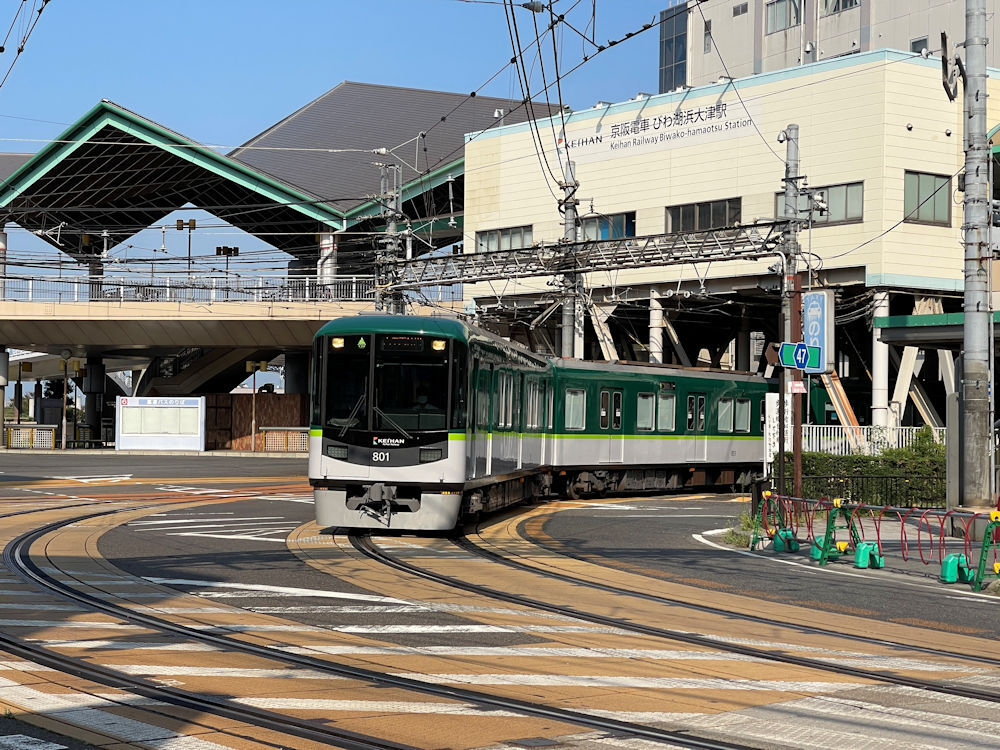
left=0, top=84, right=556, bottom=265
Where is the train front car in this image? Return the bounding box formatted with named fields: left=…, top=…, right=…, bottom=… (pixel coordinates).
left=310, top=316, right=468, bottom=531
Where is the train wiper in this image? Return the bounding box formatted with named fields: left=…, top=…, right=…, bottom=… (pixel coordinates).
left=372, top=406, right=412, bottom=440
left=337, top=389, right=366, bottom=437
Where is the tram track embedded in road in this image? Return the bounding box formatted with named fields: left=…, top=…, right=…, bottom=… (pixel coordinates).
left=348, top=531, right=1000, bottom=707
left=3, top=507, right=756, bottom=750
left=461, top=521, right=1000, bottom=669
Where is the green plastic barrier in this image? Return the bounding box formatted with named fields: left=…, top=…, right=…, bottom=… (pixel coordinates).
left=853, top=541, right=884, bottom=569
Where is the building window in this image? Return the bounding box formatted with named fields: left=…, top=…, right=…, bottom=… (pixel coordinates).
left=581, top=211, right=636, bottom=241
left=904, top=171, right=951, bottom=226
left=667, top=198, right=741, bottom=233
left=565, top=388, right=586, bottom=431
left=766, top=0, right=800, bottom=33
left=733, top=2, right=748, bottom=17
left=910, top=37, right=928, bottom=55
left=637, top=393, right=655, bottom=431
left=659, top=6, right=688, bottom=93
left=475, top=225, right=532, bottom=253
left=823, top=0, right=859, bottom=16
left=775, top=182, right=863, bottom=225
left=703, top=20, right=712, bottom=54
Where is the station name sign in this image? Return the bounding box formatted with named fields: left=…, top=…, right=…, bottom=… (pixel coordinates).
left=557, top=99, right=760, bottom=163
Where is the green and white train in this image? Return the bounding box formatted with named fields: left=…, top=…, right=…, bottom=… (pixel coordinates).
left=310, top=315, right=771, bottom=531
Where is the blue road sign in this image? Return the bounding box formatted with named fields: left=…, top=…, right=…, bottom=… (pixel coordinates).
left=778, top=342, right=820, bottom=370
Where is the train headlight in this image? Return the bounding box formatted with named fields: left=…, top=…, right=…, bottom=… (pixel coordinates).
left=331, top=337, right=345, bottom=349
left=419, top=448, right=442, bottom=462
left=431, top=339, right=447, bottom=352
left=327, top=445, right=348, bottom=459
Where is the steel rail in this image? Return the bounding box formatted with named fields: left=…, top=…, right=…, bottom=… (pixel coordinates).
left=460, top=527, right=1000, bottom=669
left=349, top=533, right=1000, bottom=706
left=4, top=509, right=753, bottom=750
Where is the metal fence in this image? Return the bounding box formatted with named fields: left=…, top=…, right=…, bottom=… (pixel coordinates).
left=0, top=274, right=382, bottom=303
left=800, top=424, right=946, bottom=456
left=260, top=427, right=309, bottom=453
left=777, top=474, right=946, bottom=509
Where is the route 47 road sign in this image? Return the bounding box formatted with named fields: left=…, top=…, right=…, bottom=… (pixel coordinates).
left=778, top=342, right=821, bottom=370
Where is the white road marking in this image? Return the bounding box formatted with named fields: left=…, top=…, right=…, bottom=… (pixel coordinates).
left=235, top=697, right=704, bottom=725
left=128, top=517, right=286, bottom=526
left=115, top=665, right=336, bottom=680
left=28, top=640, right=219, bottom=652
left=280, top=645, right=760, bottom=661
left=145, top=578, right=413, bottom=605
left=0, top=677, right=230, bottom=747
left=335, top=625, right=621, bottom=634
left=48, top=475, right=132, bottom=484
left=0, top=735, right=66, bottom=750
left=0, top=620, right=147, bottom=630
left=400, top=674, right=868, bottom=691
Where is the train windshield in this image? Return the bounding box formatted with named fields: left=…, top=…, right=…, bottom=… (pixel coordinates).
left=325, top=335, right=369, bottom=433
left=323, top=333, right=457, bottom=435
left=374, top=335, right=450, bottom=432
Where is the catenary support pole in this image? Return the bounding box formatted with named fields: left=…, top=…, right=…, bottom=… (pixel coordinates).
left=560, top=161, right=579, bottom=358
left=962, top=0, right=991, bottom=506
left=782, top=124, right=803, bottom=498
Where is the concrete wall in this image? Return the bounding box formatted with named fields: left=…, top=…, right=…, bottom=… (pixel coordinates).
left=687, top=0, right=1000, bottom=88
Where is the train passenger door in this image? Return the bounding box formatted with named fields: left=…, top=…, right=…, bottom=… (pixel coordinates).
left=688, top=393, right=707, bottom=461
left=600, top=389, right=624, bottom=463
left=471, top=365, right=492, bottom=477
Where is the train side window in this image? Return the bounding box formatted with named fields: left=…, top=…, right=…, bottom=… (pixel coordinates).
left=686, top=396, right=695, bottom=430
left=697, top=396, right=706, bottom=431
left=612, top=392, right=622, bottom=430
left=512, top=375, right=521, bottom=430
left=547, top=384, right=554, bottom=430
left=735, top=398, right=751, bottom=433
left=718, top=397, right=734, bottom=433
left=657, top=392, right=676, bottom=431
left=760, top=398, right=766, bottom=429
left=600, top=391, right=610, bottom=429
left=637, top=392, right=654, bottom=431
left=566, top=388, right=586, bottom=430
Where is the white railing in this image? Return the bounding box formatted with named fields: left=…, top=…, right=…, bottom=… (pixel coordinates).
left=0, top=274, right=382, bottom=303
left=800, top=424, right=946, bottom=456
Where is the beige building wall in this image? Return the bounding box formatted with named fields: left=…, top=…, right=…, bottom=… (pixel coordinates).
left=465, top=51, right=998, bottom=305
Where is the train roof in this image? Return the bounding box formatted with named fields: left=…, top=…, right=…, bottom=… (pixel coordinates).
left=315, top=315, right=469, bottom=340
left=551, top=356, right=770, bottom=384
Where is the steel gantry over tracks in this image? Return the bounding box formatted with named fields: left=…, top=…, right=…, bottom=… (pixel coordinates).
left=383, top=220, right=790, bottom=291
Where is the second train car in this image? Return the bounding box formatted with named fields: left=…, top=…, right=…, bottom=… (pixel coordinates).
left=310, top=315, right=771, bottom=531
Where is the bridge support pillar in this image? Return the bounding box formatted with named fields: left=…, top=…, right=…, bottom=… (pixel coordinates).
left=32, top=381, right=41, bottom=420
left=649, top=289, right=664, bottom=364
left=83, top=355, right=105, bottom=445
left=317, top=231, right=337, bottom=292
left=735, top=306, right=751, bottom=372
left=284, top=351, right=309, bottom=395
left=871, top=290, right=890, bottom=427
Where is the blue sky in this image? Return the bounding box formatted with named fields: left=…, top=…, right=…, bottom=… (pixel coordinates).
left=0, top=1, right=668, bottom=148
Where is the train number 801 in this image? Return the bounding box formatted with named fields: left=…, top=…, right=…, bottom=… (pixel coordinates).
left=371, top=451, right=391, bottom=463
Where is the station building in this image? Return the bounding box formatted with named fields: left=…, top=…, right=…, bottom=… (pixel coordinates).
left=462, top=48, right=1000, bottom=428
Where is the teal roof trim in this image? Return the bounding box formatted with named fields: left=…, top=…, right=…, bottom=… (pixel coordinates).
left=875, top=312, right=1000, bottom=329
left=342, top=157, right=465, bottom=228
left=0, top=100, right=346, bottom=228
left=467, top=49, right=946, bottom=143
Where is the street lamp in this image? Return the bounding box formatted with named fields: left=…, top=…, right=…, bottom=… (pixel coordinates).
left=176, top=218, right=196, bottom=289
left=215, top=246, right=239, bottom=299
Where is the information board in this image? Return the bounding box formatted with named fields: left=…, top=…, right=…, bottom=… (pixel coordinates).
left=115, top=396, right=205, bottom=451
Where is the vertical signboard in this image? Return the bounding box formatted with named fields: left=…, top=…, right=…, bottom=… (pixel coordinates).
left=802, top=290, right=835, bottom=374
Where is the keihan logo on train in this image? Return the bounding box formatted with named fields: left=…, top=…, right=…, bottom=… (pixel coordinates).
left=373, top=436, right=405, bottom=447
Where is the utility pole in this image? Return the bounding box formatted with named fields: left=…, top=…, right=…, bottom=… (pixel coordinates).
left=781, top=124, right=803, bottom=498
left=961, top=0, right=991, bottom=506
left=375, top=163, right=406, bottom=315
left=560, top=160, right=579, bottom=358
